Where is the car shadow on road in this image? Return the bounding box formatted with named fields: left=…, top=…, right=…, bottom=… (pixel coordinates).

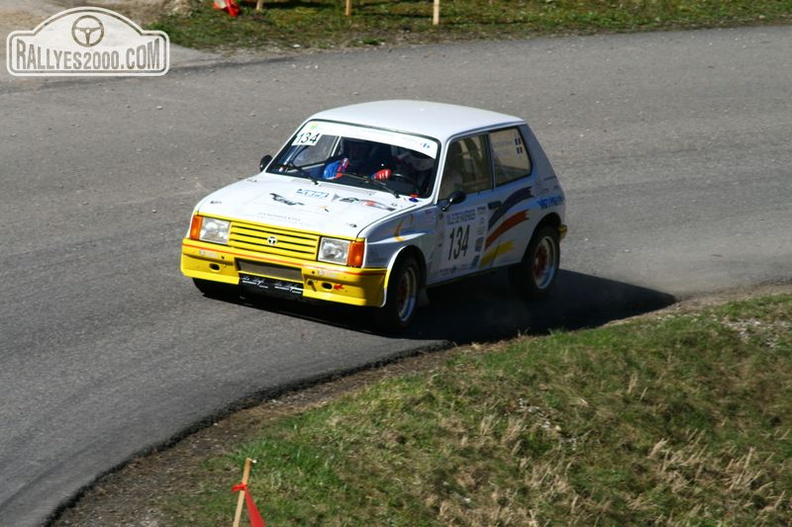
left=228, top=270, right=676, bottom=343
left=406, top=270, right=676, bottom=342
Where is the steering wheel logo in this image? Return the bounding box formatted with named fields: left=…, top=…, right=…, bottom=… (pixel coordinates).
left=71, top=15, right=104, bottom=47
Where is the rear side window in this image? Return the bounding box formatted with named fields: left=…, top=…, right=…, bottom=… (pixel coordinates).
left=490, top=128, right=532, bottom=186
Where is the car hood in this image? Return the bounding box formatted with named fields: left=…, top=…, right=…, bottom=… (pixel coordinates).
left=195, top=174, right=420, bottom=238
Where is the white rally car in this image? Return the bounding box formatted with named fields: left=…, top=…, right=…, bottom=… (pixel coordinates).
left=181, top=100, right=566, bottom=331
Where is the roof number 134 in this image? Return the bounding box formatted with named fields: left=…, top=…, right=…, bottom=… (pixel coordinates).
left=293, top=131, right=321, bottom=146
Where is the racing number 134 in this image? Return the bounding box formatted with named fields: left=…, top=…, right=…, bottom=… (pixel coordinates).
left=448, top=225, right=470, bottom=260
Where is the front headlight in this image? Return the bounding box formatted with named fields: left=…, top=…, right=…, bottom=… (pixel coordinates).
left=318, top=237, right=350, bottom=265
left=317, top=238, right=365, bottom=267
left=195, top=216, right=230, bottom=244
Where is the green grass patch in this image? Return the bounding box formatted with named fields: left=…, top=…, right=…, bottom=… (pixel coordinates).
left=150, top=0, right=792, bottom=51
left=161, top=293, right=792, bottom=525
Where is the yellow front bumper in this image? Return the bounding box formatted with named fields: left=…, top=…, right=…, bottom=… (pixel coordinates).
left=181, top=239, right=387, bottom=307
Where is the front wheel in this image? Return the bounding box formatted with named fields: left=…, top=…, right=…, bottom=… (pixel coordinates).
left=374, top=256, right=420, bottom=332
left=509, top=225, right=560, bottom=300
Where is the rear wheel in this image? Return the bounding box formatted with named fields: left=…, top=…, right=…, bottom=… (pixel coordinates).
left=509, top=225, right=560, bottom=300
left=374, top=256, right=420, bottom=332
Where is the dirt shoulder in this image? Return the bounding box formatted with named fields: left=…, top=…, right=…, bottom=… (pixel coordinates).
left=51, top=282, right=792, bottom=526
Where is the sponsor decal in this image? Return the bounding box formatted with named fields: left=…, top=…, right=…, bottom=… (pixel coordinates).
left=338, top=196, right=396, bottom=211
left=538, top=195, right=565, bottom=209
left=445, top=208, right=476, bottom=226
left=271, top=193, right=304, bottom=207
left=295, top=188, right=330, bottom=200
left=240, top=274, right=303, bottom=296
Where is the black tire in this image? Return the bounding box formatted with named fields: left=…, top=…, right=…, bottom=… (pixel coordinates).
left=374, top=255, right=420, bottom=332
left=192, top=278, right=235, bottom=299
left=509, top=225, right=560, bottom=300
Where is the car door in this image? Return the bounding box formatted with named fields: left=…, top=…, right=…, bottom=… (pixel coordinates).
left=481, top=126, right=540, bottom=269
left=430, top=134, right=501, bottom=283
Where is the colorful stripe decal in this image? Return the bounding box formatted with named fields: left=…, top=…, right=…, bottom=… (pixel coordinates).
left=485, top=211, right=529, bottom=250
left=488, top=186, right=534, bottom=230
left=480, top=240, right=515, bottom=268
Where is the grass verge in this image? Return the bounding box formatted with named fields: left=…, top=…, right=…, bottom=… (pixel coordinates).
left=151, top=0, right=792, bottom=51
left=144, top=293, right=792, bottom=526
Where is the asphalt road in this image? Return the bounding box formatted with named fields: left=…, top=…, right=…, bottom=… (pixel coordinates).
left=1, top=26, right=791, bottom=526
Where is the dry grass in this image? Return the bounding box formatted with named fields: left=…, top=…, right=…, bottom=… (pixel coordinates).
left=54, top=290, right=792, bottom=526
left=157, top=292, right=791, bottom=526
left=148, top=0, right=792, bottom=52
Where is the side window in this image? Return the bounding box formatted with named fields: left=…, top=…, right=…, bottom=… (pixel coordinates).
left=439, top=135, right=492, bottom=197
left=490, top=128, right=532, bottom=186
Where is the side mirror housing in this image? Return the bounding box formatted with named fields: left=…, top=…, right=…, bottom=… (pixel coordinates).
left=440, top=190, right=466, bottom=212
left=259, top=154, right=273, bottom=172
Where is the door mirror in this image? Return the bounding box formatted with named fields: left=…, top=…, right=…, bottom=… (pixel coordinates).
left=259, top=154, right=273, bottom=172
left=440, top=190, right=466, bottom=212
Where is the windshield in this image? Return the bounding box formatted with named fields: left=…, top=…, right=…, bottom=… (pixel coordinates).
left=268, top=120, right=440, bottom=198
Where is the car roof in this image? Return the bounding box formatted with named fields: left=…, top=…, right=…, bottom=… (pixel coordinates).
left=307, top=100, right=525, bottom=143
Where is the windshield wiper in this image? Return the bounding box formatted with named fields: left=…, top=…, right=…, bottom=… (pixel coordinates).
left=335, top=172, right=399, bottom=198
left=270, top=162, right=319, bottom=185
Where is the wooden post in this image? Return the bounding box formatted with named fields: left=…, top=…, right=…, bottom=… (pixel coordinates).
left=232, top=458, right=254, bottom=527
left=345, top=0, right=352, bottom=16
left=256, top=0, right=263, bottom=11
left=433, top=0, right=440, bottom=25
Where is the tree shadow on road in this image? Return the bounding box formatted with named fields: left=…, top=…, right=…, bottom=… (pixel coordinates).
left=225, top=270, right=676, bottom=343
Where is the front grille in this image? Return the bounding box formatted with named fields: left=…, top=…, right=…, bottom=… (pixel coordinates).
left=228, top=222, right=319, bottom=261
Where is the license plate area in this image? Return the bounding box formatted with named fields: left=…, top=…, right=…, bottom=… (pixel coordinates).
left=240, top=274, right=304, bottom=297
